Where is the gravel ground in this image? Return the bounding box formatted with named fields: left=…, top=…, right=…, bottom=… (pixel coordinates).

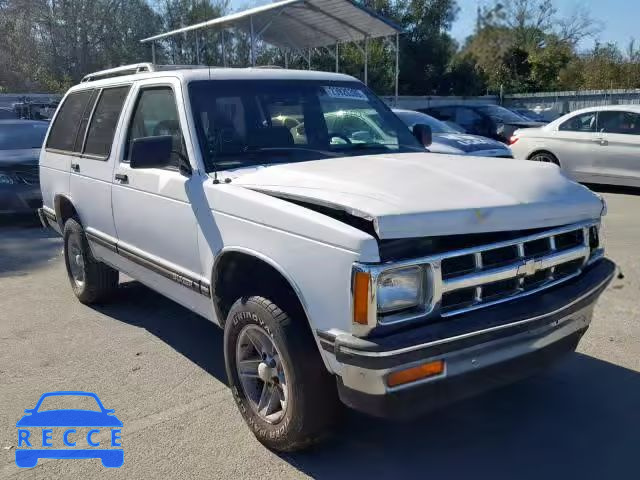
left=1, top=188, right=638, bottom=480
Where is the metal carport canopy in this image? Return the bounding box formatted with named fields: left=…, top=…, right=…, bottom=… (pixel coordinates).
left=140, top=0, right=403, bottom=98
left=140, top=0, right=401, bottom=49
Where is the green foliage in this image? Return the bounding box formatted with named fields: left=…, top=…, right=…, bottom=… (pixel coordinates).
left=1, top=0, right=639, bottom=96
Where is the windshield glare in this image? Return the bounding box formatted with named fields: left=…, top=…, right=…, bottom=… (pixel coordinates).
left=188, top=80, right=422, bottom=171
left=476, top=105, right=528, bottom=123
left=393, top=110, right=460, bottom=134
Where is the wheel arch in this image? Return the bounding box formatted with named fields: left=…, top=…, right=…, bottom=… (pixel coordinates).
left=527, top=149, right=561, bottom=166
left=54, top=193, right=79, bottom=230
left=211, top=247, right=312, bottom=329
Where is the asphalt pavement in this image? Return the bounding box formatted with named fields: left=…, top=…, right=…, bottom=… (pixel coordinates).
left=1, top=188, right=639, bottom=479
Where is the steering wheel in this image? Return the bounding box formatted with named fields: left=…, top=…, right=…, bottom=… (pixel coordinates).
left=328, top=133, right=352, bottom=145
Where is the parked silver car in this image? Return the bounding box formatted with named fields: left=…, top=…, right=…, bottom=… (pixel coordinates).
left=510, top=105, right=640, bottom=187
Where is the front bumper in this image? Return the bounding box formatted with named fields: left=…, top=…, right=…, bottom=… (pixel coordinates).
left=321, top=258, right=615, bottom=418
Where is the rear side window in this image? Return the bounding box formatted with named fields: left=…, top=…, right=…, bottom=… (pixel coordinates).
left=83, top=86, right=130, bottom=157
left=46, top=90, right=95, bottom=152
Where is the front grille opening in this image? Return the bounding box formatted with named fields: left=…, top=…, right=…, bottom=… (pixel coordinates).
left=441, top=288, right=476, bottom=312
left=524, top=238, right=551, bottom=258
left=482, top=279, right=519, bottom=300
left=555, top=230, right=584, bottom=251
left=482, top=245, right=519, bottom=269
left=554, top=259, right=583, bottom=279
left=522, top=268, right=551, bottom=288
left=441, top=254, right=476, bottom=279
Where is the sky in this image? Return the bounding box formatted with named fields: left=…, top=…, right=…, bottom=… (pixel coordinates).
left=229, top=0, right=639, bottom=52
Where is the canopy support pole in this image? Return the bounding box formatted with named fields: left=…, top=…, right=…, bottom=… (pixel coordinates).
left=195, top=33, right=200, bottom=64
left=250, top=16, right=256, bottom=66
left=364, top=36, right=369, bottom=85
left=307, top=48, right=311, bottom=70
left=395, top=33, right=399, bottom=105
left=221, top=30, right=226, bottom=67
left=335, top=42, right=339, bottom=72
left=284, top=49, right=289, bottom=68
left=151, top=42, right=156, bottom=64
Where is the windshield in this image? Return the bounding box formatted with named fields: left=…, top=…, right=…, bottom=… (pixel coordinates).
left=188, top=80, right=423, bottom=171
left=476, top=105, right=529, bottom=123
left=0, top=123, right=48, bottom=150
left=393, top=110, right=460, bottom=134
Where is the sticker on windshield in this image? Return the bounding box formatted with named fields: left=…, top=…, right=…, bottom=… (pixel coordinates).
left=323, top=86, right=368, bottom=101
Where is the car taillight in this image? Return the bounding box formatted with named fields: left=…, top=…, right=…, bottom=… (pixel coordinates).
left=509, top=136, right=519, bottom=145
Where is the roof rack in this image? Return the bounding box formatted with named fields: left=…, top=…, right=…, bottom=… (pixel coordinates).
left=81, top=63, right=154, bottom=83
left=81, top=63, right=211, bottom=83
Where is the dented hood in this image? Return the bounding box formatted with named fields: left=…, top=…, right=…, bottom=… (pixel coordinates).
left=228, top=153, right=603, bottom=239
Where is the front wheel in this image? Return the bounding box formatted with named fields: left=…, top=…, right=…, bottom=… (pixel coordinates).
left=224, top=296, right=341, bottom=452
left=530, top=151, right=560, bottom=166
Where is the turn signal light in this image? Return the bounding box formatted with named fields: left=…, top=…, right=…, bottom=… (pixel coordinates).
left=509, top=136, right=519, bottom=145
left=353, top=271, right=371, bottom=325
left=387, top=360, right=445, bottom=387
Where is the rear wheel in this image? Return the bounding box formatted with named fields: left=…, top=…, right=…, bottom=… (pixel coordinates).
left=530, top=151, right=560, bottom=166
left=224, top=295, right=341, bottom=452
left=63, top=218, right=118, bottom=304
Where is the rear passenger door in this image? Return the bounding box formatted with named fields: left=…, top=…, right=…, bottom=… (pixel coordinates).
left=595, top=110, right=640, bottom=186
left=69, top=85, right=131, bottom=262
left=111, top=80, right=204, bottom=307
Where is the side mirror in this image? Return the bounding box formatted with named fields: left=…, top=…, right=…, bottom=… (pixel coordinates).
left=130, top=135, right=174, bottom=170
left=412, top=124, right=432, bottom=147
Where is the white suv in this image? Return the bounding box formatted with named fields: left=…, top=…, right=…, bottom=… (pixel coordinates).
left=39, top=64, right=615, bottom=452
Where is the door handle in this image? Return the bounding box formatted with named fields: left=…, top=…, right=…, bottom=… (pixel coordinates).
left=114, top=173, right=128, bottom=184
left=70, top=162, right=80, bottom=172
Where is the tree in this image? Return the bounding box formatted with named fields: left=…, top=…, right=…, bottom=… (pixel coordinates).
left=461, top=0, right=600, bottom=94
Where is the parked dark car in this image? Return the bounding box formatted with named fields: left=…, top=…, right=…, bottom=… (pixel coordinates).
left=421, top=104, right=545, bottom=143
left=0, top=120, right=48, bottom=215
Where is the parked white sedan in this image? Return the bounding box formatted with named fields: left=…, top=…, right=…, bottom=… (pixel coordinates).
left=510, top=105, right=640, bottom=187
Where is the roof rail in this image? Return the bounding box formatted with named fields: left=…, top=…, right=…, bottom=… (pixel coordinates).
left=81, top=63, right=155, bottom=83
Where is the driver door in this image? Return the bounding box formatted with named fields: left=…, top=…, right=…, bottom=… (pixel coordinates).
left=111, top=79, right=205, bottom=309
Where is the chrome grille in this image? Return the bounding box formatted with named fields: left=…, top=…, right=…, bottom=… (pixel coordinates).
left=374, top=221, right=602, bottom=326
left=437, top=224, right=593, bottom=316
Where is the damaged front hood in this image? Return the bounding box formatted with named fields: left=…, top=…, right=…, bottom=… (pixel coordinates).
left=228, top=153, right=603, bottom=239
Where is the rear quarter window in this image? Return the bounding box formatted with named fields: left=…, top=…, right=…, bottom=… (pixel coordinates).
left=46, top=90, right=96, bottom=152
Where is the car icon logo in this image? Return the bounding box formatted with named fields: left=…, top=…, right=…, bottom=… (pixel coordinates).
left=15, top=391, right=123, bottom=468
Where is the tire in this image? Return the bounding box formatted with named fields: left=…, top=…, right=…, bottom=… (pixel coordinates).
left=224, top=296, right=341, bottom=452
left=530, top=151, right=560, bottom=166
left=63, top=218, right=118, bottom=304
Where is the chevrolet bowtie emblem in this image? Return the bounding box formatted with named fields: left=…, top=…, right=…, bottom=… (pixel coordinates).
left=517, top=259, right=540, bottom=277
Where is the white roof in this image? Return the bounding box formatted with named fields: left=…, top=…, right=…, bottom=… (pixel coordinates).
left=140, top=0, right=402, bottom=49
left=71, top=65, right=358, bottom=91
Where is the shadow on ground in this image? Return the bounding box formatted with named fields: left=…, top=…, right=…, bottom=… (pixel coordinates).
left=0, top=222, right=61, bottom=276
left=95, top=280, right=228, bottom=384
left=585, top=183, right=640, bottom=196
left=96, top=280, right=640, bottom=480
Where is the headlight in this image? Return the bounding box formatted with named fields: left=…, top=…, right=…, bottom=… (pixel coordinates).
left=0, top=173, right=16, bottom=185
left=376, top=266, right=423, bottom=314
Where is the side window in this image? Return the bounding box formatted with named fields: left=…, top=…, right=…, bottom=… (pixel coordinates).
left=124, top=87, right=185, bottom=167
left=83, top=86, right=130, bottom=157
left=597, top=111, right=640, bottom=135
left=46, top=90, right=96, bottom=152
left=455, top=108, right=483, bottom=130
left=559, top=112, right=597, bottom=132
